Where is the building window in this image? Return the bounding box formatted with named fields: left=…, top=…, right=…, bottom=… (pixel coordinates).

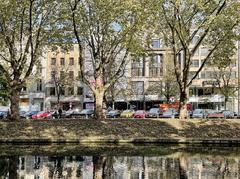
left=77, top=87, right=83, bottom=95
left=131, top=58, right=144, bottom=77
left=200, top=71, right=214, bottom=79
left=51, top=58, right=56, bottom=65
left=37, top=80, right=42, bottom=92
left=69, top=71, right=74, bottom=80
left=131, top=81, right=144, bottom=95
left=190, top=60, right=199, bottom=67
left=231, top=71, right=236, bottom=79
left=50, top=87, right=55, bottom=96
left=188, top=71, right=198, bottom=79
left=60, top=71, right=65, bottom=79
left=148, top=81, right=162, bottom=95
left=149, top=54, right=163, bottom=77
left=151, top=39, right=160, bottom=48
left=60, top=87, right=65, bottom=96
left=200, top=48, right=209, bottom=56
left=60, top=58, right=65, bottom=66
left=51, top=71, right=56, bottom=80
left=69, top=58, right=74, bottom=65
left=68, top=87, right=74, bottom=95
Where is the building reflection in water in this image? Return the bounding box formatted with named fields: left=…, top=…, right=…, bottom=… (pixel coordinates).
left=0, top=154, right=240, bottom=178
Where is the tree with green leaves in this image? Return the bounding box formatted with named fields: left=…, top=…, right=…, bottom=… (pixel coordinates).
left=152, top=0, right=240, bottom=119
left=209, top=40, right=238, bottom=110
left=0, top=71, right=9, bottom=106
left=0, top=0, right=60, bottom=120
left=67, top=0, right=148, bottom=119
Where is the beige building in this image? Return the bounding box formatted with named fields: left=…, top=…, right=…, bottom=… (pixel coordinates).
left=44, top=44, right=84, bottom=110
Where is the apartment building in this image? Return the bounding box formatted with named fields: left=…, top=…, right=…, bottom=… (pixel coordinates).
left=44, top=44, right=84, bottom=110
left=116, top=39, right=239, bottom=112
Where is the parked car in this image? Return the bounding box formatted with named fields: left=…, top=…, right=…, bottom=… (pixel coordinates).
left=120, top=109, right=135, bottom=118
left=65, top=109, right=82, bottom=118
left=79, top=109, right=94, bottom=118
left=106, top=110, right=120, bottom=118
left=0, top=111, right=8, bottom=119
left=20, top=111, right=27, bottom=119
left=221, top=110, right=235, bottom=118
left=0, top=106, right=10, bottom=119
left=192, top=109, right=212, bottom=118
left=23, top=111, right=39, bottom=119
left=32, top=111, right=51, bottom=119
left=146, top=108, right=161, bottom=118
left=134, top=110, right=146, bottom=118
left=207, top=110, right=225, bottom=118
left=162, top=108, right=178, bottom=118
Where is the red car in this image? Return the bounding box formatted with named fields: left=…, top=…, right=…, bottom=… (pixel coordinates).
left=207, top=111, right=225, bottom=118
left=134, top=110, right=146, bottom=118
left=32, top=111, right=51, bottom=119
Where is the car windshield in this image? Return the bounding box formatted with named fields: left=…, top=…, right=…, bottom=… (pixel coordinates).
left=149, top=108, right=159, bottom=113
left=136, top=110, right=144, bottom=114
left=81, top=109, right=92, bottom=113
left=109, top=110, right=118, bottom=114
left=123, top=110, right=132, bottom=113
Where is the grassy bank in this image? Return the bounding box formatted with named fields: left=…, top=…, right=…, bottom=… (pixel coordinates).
left=0, top=118, right=240, bottom=143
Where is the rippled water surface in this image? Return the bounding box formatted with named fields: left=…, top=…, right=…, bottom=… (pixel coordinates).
left=1, top=144, right=240, bottom=178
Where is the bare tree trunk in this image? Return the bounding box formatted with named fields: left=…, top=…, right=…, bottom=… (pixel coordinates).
left=95, top=90, right=105, bottom=120
left=179, top=88, right=188, bottom=119
left=10, top=89, right=20, bottom=121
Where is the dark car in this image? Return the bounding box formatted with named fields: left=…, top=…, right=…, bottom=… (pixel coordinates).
left=0, top=111, right=8, bottom=119
left=106, top=110, right=120, bottom=118
left=79, top=109, right=94, bottom=118
left=146, top=108, right=161, bottom=118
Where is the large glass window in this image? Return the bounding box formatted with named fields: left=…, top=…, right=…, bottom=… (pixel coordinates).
left=131, top=58, right=144, bottom=77
left=190, top=60, right=199, bottom=67
left=151, top=39, right=161, bottom=48
left=131, top=81, right=144, bottom=95
left=149, top=54, right=163, bottom=77
left=200, top=48, right=209, bottom=56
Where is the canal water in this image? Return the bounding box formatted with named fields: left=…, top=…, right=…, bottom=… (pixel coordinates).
left=0, top=144, right=240, bottom=178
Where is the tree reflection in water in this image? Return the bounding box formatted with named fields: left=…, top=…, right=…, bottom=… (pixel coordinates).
left=0, top=154, right=240, bottom=178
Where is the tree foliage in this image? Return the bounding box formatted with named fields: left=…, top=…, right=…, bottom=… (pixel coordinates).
left=67, top=0, right=148, bottom=119
left=0, top=0, right=61, bottom=120
left=152, top=0, right=240, bottom=119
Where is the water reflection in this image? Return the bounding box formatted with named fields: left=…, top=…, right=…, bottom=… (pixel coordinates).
left=1, top=153, right=240, bottom=179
